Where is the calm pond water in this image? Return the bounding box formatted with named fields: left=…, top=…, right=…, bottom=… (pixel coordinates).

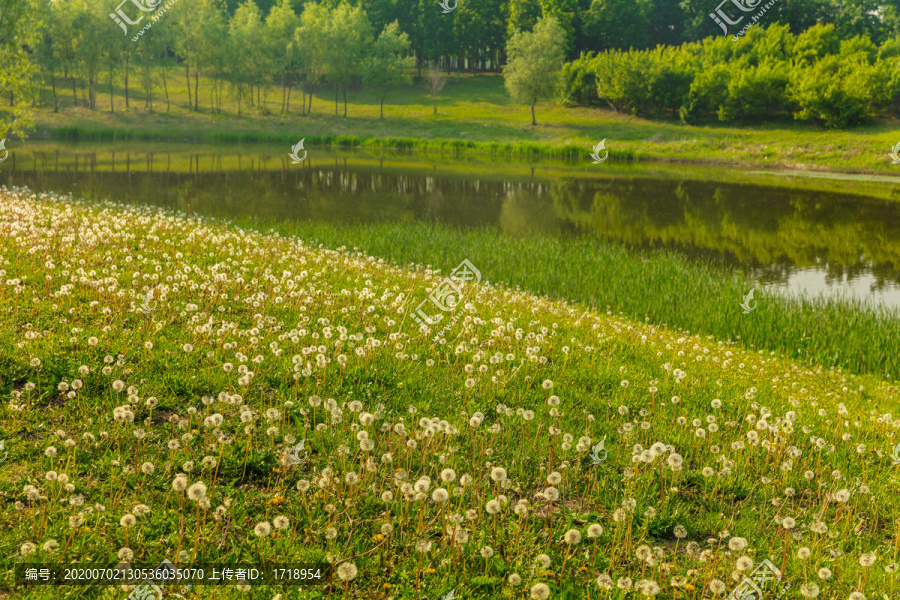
left=5, top=142, right=900, bottom=308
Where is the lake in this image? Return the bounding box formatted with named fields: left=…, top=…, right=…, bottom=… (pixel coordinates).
left=5, top=141, right=900, bottom=308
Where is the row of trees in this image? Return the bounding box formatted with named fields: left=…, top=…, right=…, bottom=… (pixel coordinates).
left=561, top=24, right=900, bottom=127
left=29, top=0, right=415, bottom=119
left=3, top=0, right=900, bottom=132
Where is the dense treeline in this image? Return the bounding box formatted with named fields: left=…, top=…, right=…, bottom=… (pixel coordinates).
left=2, top=0, right=900, bottom=132
left=562, top=24, right=900, bottom=127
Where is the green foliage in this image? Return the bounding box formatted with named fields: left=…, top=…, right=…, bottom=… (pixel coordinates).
left=363, top=21, right=414, bottom=117
left=565, top=22, right=900, bottom=127
left=558, top=52, right=600, bottom=106
left=0, top=0, right=40, bottom=136
left=504, top=15, right=567, bottom=124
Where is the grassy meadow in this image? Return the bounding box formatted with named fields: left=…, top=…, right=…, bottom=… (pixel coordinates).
left=1, top=186, right=899, bottom=600
left=28, top=72, right=900, bottom=173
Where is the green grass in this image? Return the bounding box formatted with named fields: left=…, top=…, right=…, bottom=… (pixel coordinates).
left=235, top=218, right=900, bottom=383
left=26, top=70, right=900, bottom=172
left=1, top=188, right=899, bottom=600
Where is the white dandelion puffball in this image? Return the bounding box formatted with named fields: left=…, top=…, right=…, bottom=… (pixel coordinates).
left=337, top=562, right=358, bottom=581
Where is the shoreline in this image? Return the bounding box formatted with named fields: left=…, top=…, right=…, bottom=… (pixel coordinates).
left=23, top=122, right=900, bottom=177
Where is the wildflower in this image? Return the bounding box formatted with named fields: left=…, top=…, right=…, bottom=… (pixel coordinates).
left=587, top=524, right=603, bottom=538
left=187, top=482, right=207, bottom=502
left=120, top=514, right=136, bottom=528
left=709, top=580, right=727, bottom=594
left=798, top=547, right=811, bottom=559
left=674, top=525, right=687, bottom=539
left=564, top=529, right=581, bottom=544
left=490, top=467, right=507, bottom=482
left=172, top=475, right=188, bottom=492
left=818, top=567, right=832, bottom=580
left=480, top=545, right=494, bottom=558
left=118, top=547, right=134, bottom=562
left=273, top=516, right=290, bottom=530
left=800, top=583, right=820, bottom=598
left=530, top=582, right=550, bottom=599
left=254, top=522, right=272, bottom=537
left=336, top=562, right=357, bottom=581
left=728, top=537, right=747, bottom=551
left=509, top=573, right=522, bottom=586
left=859, top=552, right=876, bottom=567
left=596, top=574, right=613, bottom=589
left=432, top=488, right=449, bottom=503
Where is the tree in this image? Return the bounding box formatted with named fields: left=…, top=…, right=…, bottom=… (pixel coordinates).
left=265, top=0, right=301, bottom=115
left=324, top=3, right=373, bottom=117
left=582, top=0, right=650, bottom=51
left=298, top=3, right=331, bottom=115
left=228, top=1, right=270, bottom=113
left=363, top=21, right=414, bottom=119
left=424, top=64, right=446, bottom=115
left=171, top=0, right=227, bottom=111
left=504, top=15, right=566, bottom=124
left=508, top=0, right=542, bottom=37
left=0, top=0, right=41, bottom=135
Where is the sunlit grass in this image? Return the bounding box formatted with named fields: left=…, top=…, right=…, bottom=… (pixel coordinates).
left=0, top=187, right=898, bottom=599
left=28, top=70, right=900, bottom=172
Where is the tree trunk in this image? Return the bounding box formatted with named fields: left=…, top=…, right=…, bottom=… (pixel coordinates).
left=193, top=69, right=199, bottom=110
left=71, top=72, right=77, bottom=107
left=185, top=65, right=192, bottom=109
left=286, top=82, right=291, bottom=114
left=162, top=61, right=170, bottom=112
left=124, top=55, right=130, bottom=107
left=335, top=85, right=339, bottom=116
left=343, top=87, right=347, bottom=117
left=433, top=97, right=437, bottom=115
left=380, top=95, right=384, bottom=119
left=51, top=71, right=58, bottom=112
left=531, top=100, right=536, bottom=126
left=307, top=87, right=313, bottom=114
left=109, top=67, right=114, bottom=112
left=281, top=70, right=286, bottom=114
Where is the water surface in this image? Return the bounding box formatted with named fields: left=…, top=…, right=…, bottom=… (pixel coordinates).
left=5, top=142, right=900, bottom=308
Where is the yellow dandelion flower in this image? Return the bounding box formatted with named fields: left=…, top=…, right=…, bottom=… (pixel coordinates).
left=270, top=496, right=284, bottom=505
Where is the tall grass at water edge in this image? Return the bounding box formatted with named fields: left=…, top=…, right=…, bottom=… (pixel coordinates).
left=243, top=218, right=900, bottom=382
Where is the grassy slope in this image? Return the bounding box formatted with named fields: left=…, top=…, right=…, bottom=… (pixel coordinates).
left=29, top=71, right=900, bottom=173
left=0, top=189, right=898, bottom=599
